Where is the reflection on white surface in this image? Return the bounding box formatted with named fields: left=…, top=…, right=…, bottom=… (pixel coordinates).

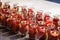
left=2, top=0, right=60, bottom=18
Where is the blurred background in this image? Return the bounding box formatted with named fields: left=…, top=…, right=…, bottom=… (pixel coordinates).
left=48, top=0, right=60, bottom=3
